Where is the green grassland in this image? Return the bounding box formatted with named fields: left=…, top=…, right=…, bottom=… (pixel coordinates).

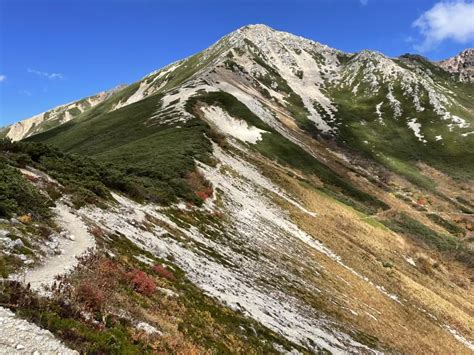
left=25, top=93, right=214, bottom=205
left=327, top=54, right=474, bottom=185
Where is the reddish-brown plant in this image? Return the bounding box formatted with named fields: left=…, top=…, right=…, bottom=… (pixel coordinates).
left=75, top=281, right=106, bottom=312
left=127, top=269, right=156, bottom=296
left=152, top=264, right=176, bottom=281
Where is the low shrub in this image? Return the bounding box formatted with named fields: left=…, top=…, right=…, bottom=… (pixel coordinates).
left=127, top=269, right=156, bottom=296
left=426, top=213, right=465, bottom=237
left=75, top=282, right=106, bottom=313
left=381, top=213, right=459, bottom=252
left=0, top=159, right=52, bottom=219
left=152, top=264, right=176, bottom=281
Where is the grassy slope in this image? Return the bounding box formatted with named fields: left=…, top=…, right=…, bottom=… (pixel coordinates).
left=329, top=56, right=474, bottom=185
left=187, top=91, right=389, bottom=214
left=26, top=93, right=213, bottom=205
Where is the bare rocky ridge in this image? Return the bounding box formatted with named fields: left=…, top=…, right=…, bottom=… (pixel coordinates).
left=437, top=48, right=474, bottom=82
left=3, top=84, right=126, bottom=141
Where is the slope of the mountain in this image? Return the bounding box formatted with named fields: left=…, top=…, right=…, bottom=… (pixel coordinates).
left=437, top=48, right=474, bottom=83
left=25, top=25, right=474, bottom=180
left=2, top=24, right=474, bottom=354
left=1, top=85, right=126, bottom=141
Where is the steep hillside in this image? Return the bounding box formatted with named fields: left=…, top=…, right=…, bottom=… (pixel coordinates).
left=2, top=25, right=473, bottom=353
left=1, top=85, right=126, bottom=141
left=23, top=25, right=474, bottom=181
left=438, top=49, right=474, bottom=83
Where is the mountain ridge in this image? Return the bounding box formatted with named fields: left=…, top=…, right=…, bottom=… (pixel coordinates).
left=4, top=24, right=473, bottom=141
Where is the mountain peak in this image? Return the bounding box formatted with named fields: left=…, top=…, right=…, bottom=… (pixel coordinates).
left=239, top=23, right=275, bottom=32
left=224, top=23, right=341, bottom=61
left=437, top=48, right=474, bottom=82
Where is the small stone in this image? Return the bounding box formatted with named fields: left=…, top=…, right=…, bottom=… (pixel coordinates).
left=68, top=234, right=76, bottom=241
left=16, top=344, right=25, bottom=350
left=12, top=239, right=25, bottom=249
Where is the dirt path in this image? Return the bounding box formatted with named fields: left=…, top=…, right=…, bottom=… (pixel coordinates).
left=17, top=202, right=95, bottom=291
left=0, top=202, right=95, bottom=354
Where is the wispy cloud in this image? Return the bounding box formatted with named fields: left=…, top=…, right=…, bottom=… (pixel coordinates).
left=18, top=90, right=32, bottom=96
left=413, top=0, right=474, bottom=52
left=0, top=75, right=6, bottom=82
left=27, top=68, right=64, bottom=80
left=360, top=0, right=368, bottom=5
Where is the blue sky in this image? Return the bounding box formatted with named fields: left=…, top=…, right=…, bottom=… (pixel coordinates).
left=1, top=0, right=474, bottom=125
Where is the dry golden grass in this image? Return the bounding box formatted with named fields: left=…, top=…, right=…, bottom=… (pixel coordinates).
left=249, top=150, right=474, bottom=354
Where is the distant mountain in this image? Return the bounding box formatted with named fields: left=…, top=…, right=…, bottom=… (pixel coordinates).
left=2, top=25, right=473, bottom=354
left=2, top=85, right=126, bottom=141
left=437, top=48, right=474, bottom=83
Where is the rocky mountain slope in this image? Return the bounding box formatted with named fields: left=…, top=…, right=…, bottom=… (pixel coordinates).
left=438, top=48, right=474, bottom=83
left=1, top=85, right=126, bottom=141
left=1, top=25, right=473, bottom=354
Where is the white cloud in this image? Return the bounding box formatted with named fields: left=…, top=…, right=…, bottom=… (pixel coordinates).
left=0, top=75, right=6, bottom=82
left=413, top=0, right=474, bottom=51
left=27, top=68, right=64, bottom=80
left=360, top=0, right=368, bottom=5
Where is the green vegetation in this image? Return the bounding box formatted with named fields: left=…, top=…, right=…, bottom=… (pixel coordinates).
left=426, top=213, right=465, bottom=237
left=0, top=157, right=51, bottom=219
left=25, top=94, right=216, bottom=205
left=381, top=213, right=459, bottom=252
left=1, top=139, right=128, bottom=208
left=187, top=91, right=389, bottom=214
left=0, top=281, right=151, bottom=354
left=382, top=212, right=473, bottom=267
left=327, top=56, right=474, bottom=185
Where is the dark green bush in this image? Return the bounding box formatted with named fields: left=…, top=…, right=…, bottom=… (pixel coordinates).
left=0, top=158, right=52, bottom=219
left=426, top=213, right=465, bottom=237
left=381, top=213, right=459, bottom=252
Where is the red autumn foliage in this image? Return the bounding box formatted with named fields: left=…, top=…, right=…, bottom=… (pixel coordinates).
left=187, top=170, right=213, bottom=201
left=211, top=210, right=224, bottom=219
left=75, top=281, right=106, bottom=312
left=90, top=226, right=106, bottom=239
left=195, top=186, right=213, bottom=201
left=152, top=264, right=176, bottom=281
left=416, top=197, right=427, bottom=206
left=127, top=269, right=156, bottom=296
